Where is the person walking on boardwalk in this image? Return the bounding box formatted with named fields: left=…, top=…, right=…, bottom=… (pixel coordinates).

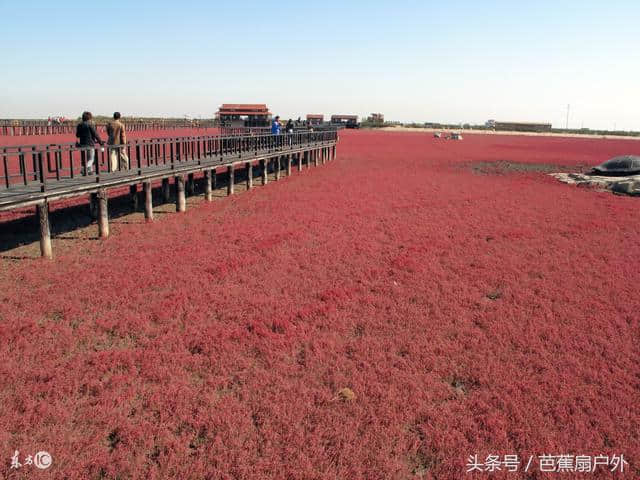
left=285, top=119, right=294, bottom=145
left=75, top=111, right=104, bottom=175
left=271, top=115, right=281, bottom=147
left=106, top=112, right=129, bottom=171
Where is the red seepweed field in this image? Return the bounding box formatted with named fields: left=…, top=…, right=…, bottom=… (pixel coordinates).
left=0, top=130, right=638, bottom=479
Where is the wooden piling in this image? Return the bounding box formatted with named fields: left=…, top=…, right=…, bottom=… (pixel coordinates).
left=204, top=169, right=213, bottom=201
left=97, top=188, right=109, bottom=238
left=274, top=157, right=281, bottom=181
left=298, top=152, right=303, bottom=172
left=187, top=173, right=195, bottom=196
left=228, top=163, right=234, bottom=195
left=143, top=181, right=153, bottom=221
left=38, top=201, right=52, bottom=259
left=89, top=192, right=98, bottom=219
left=261, top=159, right=268, bottom=185
left=314, top=149, right=319, bottom=166
left=286, top=155, right=292, bottom=176
left=130, top=184, right=139, bottom=211
left=246, top=162, right=253, bottom=190
left=162, top=178, right=171, bottom=202
left=175, top=175, right=186, bottom=212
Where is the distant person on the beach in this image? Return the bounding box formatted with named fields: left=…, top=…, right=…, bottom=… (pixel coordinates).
left=75, top=111, right=103, bottom=175
left=106, top=112, right=129, bottom=171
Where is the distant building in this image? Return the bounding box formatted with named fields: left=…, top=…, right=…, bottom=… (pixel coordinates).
left=487, top=120, right=552, bottom=132
left=216, top=104, right=271, bottom=127
left=331, top=114, right=359, bottom=126
left=306, top=114, right=324, bottom=125
left=367, top=113, right=384, bottom=124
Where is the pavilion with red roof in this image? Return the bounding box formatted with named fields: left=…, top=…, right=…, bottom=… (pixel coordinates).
left=216, top=104, right=272, bottom=127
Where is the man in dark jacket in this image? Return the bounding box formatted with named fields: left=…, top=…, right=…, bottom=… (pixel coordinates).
left=75, top=111, right=104, bottom=175
left=285, top=119, right=294, bottom=145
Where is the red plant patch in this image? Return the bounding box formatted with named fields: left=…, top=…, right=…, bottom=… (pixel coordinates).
left=0, top=130, right=638, bottom=479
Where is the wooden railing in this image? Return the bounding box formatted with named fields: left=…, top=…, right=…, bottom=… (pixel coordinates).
left=0, top=130, right=339, bottom=192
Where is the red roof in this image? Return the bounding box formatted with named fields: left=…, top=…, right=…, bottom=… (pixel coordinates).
left=306, top=114, right=324, bottom=119
left=218, top=104, right=271, bottom=115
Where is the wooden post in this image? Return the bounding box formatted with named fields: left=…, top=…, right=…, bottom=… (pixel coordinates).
left=38, top=201, right=52, bottom=259
left=130, top=184, right=139, bottom=211
left=228, top=163, right=234, bottom=195
left=274, top=157, right=280, bottom=181
left=261, top=159, right=268, bottom=185
left=298, top=152, right=303, bottom=172
left=89, top=193, right=98, bottom=219
left=333, top=145, right=336, bottom=160
left=162, top=178, right=171, bottom=202
left=314, top=149, right=319, bottom=166
left=98, top=188, right=109, bottom=238
left=286, top=155, right=292, bottom=176
left=187, top=173, right=195, bottom=196
left=246, top=162, right=253, bottom=190
left=175, top=175, right=186, bottom=212
left=143, top=181, right=153, bottom=221
left=204, top=169, right=213, bottom=201
left=212, top=167, right=217, bottom=190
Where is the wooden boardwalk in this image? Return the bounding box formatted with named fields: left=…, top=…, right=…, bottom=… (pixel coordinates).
left=0, top=130, right=338, bottom=258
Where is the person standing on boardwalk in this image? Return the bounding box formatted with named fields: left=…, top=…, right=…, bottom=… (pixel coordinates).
left=75, top=111, right=104, bottom=175
left=106, top=112, right=129, bottom=171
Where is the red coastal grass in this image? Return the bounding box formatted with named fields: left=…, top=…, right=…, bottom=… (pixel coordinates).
left=0, top=130, right=638, bottom=479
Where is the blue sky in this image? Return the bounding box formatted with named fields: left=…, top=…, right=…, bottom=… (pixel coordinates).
left=1, top=0, right=638, bottom=130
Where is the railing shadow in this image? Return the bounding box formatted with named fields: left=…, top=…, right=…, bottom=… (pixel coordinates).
left=0, top=186, right=181, bottom=252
